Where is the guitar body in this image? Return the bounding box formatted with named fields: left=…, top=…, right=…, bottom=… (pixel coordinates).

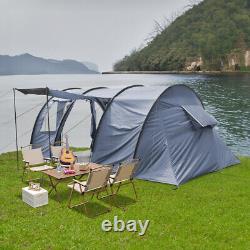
left=60, top=135, right=76, bottom=165
left=60, top=148, right=75, bottom=165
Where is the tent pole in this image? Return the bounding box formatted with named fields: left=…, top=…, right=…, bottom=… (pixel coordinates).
left=13, top=88, right=19, bottom=170
left=46, top=87, right=52, bottom=159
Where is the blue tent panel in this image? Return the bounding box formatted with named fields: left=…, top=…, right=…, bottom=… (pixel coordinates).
left=182, top=105, right=218, bottom=128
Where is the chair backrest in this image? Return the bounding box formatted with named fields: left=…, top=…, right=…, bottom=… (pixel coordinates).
left=114, top=159, right=139, bottom=183
left=86, top=167, right=112, bottom=191
left=22, top=147, right=44, bottom=165
left=51, top=145, right=63, bottom=159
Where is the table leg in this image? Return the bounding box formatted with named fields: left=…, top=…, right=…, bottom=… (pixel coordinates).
left=48, top=176, right=61, bottom=201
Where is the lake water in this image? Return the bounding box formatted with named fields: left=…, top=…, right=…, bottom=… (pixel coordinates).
left=0, top=73, right=249, bottom=156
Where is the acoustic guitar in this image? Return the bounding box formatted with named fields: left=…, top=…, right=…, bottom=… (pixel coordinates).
left=60, top=135, right=76, bottom=165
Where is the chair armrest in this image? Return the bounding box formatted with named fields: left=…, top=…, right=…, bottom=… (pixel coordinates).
left=51, top=156, right=59, bottom=161
left=21, top=144, right=32, bottom=149
left=109, top=173, right=116, bottom=179
left=44, top=158, right=51, bottom=163
left=21, top=144, right=42, bottom=149
left=22, top=160, right=30, bottom=168
left=73, top=179, right=87, bottom=187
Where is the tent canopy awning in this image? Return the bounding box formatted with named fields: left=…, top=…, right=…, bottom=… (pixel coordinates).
left=15, top=86, right=144, bottom=103
left=16, top=87, right=104, bottom=102
left=16, top=88, right=49, bottom=95
left=182, top=105, right=218, bottom=128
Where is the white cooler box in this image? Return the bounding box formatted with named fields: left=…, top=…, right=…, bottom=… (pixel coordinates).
left=22, top=187, right=48, bottom=208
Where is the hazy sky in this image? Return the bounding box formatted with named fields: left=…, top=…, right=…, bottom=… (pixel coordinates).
left=0, top=0, right=191, bottom=71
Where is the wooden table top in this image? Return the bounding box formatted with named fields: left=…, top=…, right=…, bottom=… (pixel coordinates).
left=42, top=163, right=104, bottom=180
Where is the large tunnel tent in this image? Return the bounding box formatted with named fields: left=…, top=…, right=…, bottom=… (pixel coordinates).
left=15, top=84, right=239, bottom=186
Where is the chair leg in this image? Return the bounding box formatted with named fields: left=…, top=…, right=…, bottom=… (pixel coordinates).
left=41, top=174, right=45, bottom=185
left=96, top=191, right=100, bottom=200
left=22, top=166, right=31, bottom=183
left=111, top=184, right=126, bottom=211
left=106, top=188, right=112, bottom=211
left=68, top=189, right=89, bottom=214
left=110, top=185, right=115, bottom=195
left=68, top=188, right=112, bottom=216
left=116, top=182, right=122, bottom=195
left=68, top=187, right=74, bottom=208
left=24, top=169, right=31, bottom=183
left=22, top=167, right=41, bottom=184
left=22, top=168, right=26, bottom=182
left=106, top=188, right=109, bottom=196
left=96, top=187, right=112, bottom=200
left=95, top=188, right=112, bottom=211
left=131, top=180, right=138, bottom=200
left=82, top=193, right=88, bottom=215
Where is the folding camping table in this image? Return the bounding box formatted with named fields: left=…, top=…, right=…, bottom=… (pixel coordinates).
left=42, top=163, right=103, bottom=201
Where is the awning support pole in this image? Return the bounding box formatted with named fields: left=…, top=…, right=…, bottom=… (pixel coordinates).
left=46, top=87, right=52, bottom=159
left=13, top=88, right=19, bottom=170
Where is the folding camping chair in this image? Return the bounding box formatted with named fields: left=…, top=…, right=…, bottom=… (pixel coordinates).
left=108, top=159, right=139, bottom=209
left=68, top=166, right=113, bottom=215
left=21, top=145, right=53, bottom=182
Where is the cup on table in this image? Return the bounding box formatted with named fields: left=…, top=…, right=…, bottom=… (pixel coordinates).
left=79, top=163, right=89, bottom=171
left=74, top=163, right=80, bottom=171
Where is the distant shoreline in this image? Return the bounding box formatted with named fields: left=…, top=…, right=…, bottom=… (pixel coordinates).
left=0, top=72, right=100, bottom=76
left=102, top=71, right=250, bottom=75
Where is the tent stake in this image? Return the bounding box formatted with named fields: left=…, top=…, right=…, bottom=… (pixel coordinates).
left=13, top=88, right=19, bottom=170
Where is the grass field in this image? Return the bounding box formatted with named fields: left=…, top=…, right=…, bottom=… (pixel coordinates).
left=0, top=152, right=250, bottom=250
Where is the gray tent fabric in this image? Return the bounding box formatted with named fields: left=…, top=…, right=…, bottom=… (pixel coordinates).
left=20, top=84, right=239, bottom=185
left=31, top=99, right=70, bottom=156
left=134, top=88, right=239, bottom=185
left=182, top=105, right=218, bottom=128
left=135, top=102, right=220, bottom=185
left=91, top=86, right=166, bottom=165
left=90, top=84, right=239, bottom=185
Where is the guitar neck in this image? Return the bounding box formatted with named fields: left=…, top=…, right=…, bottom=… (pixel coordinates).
left=65, top=136, right=70, bottom=151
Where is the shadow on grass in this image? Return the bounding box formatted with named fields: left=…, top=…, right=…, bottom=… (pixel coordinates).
left=72, top=201, right=111, bottom=218
left=15, top=193, right=22, bottom=200
left=101, top=194, right=136, bottom=210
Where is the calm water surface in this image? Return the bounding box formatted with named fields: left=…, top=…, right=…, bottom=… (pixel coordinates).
left=0, top=74, right=249, bottom=156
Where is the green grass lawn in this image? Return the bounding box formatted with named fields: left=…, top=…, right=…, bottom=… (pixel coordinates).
left=0, top=152, right=250, bottom=250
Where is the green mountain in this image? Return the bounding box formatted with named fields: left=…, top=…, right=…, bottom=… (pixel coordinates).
left=114, top=0, right=250, bottom=71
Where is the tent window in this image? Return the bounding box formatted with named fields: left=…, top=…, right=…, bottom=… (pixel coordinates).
left=41, top=101, right=66, bottom=132
left=182, top=105, right=218, bottom=129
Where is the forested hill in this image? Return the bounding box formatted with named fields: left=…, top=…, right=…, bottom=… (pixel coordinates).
left=114, top=0, right=250, bottom=71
